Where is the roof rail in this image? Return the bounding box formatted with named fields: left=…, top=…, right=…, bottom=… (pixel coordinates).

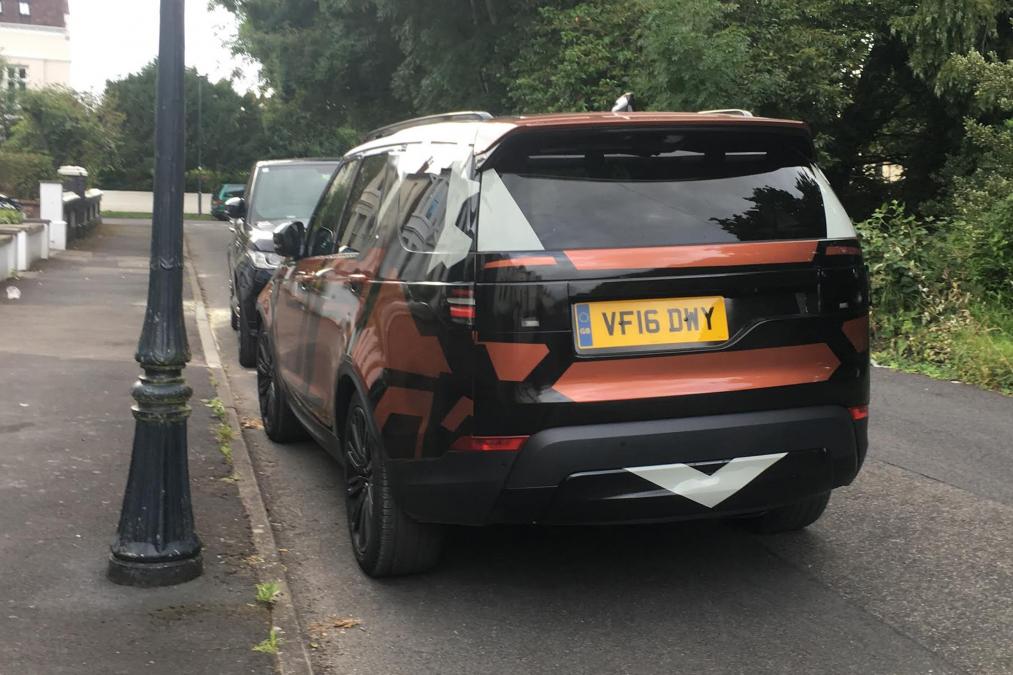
left=697, top=109, right=754, bottom=117
left=364, top=111, right=494, bottom=142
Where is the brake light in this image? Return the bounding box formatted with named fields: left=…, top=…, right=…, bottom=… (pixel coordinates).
left=849, top=405, right=869, bottom=421
left=447, top=286, right=476, bottom=325
left=450, top=435, right=528, bottom=452
left=825, top=244, right=862, bottom=257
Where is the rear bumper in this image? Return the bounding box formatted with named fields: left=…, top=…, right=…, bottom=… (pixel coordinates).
left=389, top=405, right=867, bottom=526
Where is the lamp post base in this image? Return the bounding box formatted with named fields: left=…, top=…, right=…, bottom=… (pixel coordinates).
left=107, top=553, right=203, bottom=588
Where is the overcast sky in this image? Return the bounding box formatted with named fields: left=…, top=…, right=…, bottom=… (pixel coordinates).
left=68, top=0, right=260, bottom=96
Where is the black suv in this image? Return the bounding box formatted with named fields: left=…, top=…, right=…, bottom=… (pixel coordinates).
left=225, top=159, right=338, bottom=365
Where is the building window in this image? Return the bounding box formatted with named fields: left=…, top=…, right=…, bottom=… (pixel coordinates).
left=6, top=66, right=28, bottom=91
left=19, top=1, right=29, bottom=16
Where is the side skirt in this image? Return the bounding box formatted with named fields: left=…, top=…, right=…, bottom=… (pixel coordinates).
left=284, top=380, right=343, bottom=461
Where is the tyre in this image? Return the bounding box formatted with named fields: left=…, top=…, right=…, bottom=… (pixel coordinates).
left=237, top=299, right=257, bottom=367
left=256, top=329, right=306, bottom=443
left=741, top=492, right=830, bottom=534
left=229, top=282, right=240, bottom=330
left=343, top=393, right=443, bottom=577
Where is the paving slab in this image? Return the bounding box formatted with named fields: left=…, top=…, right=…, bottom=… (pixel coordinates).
left=0, top=223, right=274, bottom=675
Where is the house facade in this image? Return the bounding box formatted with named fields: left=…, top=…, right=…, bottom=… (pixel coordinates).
left=0, top=0, right=71, bottom=91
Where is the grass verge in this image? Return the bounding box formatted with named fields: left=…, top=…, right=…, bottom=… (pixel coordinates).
left=102, top=210, right=218, bottom=221
left=873, top=302, right=1013, bottom=395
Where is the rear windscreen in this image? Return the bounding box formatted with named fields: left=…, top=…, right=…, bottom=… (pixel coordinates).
left=477, top=128, right=838, bottom=251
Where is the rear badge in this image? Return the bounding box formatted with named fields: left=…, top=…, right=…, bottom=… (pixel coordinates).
left=626, top=452, right=787, bottom=508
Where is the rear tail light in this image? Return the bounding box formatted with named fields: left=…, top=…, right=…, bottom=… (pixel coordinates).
left=450, top=435, right=528, bottom=452
left=849, top=405, right=869, bottom=421
left=447, top=286, right=476, bottom=325
left=824, top=244, right=862, bottom=257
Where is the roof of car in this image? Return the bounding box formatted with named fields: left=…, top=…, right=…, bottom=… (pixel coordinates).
left=500, top=111, right=804, bottom=128
left=254, top=158, right=341, bottom=168
left=347, top=111, right=807, bottom=157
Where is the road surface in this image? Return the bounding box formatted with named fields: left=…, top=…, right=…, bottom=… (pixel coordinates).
left=182, top=218, right=1012, bottom=675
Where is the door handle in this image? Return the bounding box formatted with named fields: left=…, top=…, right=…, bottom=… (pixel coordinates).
left=347, top=273, right=369, bottom=294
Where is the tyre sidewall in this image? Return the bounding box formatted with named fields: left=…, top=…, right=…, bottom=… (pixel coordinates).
left=343, top=395, right=387, bottom=573
left=238, top=297, right=257, bottom=366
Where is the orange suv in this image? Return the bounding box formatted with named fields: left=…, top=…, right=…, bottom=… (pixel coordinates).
left=255, top=111, right=870, bottom=576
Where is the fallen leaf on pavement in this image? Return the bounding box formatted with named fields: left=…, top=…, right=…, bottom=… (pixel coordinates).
left=331, top=617, right=361, bottom=629
left=241, top=417, right=264, bottom=430
left=307, top=616, right=363, bottom=639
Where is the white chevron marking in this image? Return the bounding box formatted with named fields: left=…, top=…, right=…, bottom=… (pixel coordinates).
left=626, top=452, right=788, bottom=508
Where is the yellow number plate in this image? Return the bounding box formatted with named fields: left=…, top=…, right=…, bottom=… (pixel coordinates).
left=573, top=296, right=729, bottom=353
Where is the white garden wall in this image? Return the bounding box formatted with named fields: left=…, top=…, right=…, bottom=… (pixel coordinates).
left=101, top=190, right=215, bottom=215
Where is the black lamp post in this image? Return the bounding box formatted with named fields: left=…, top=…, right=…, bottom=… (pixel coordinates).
left=108, top=0, right=203, bottom=587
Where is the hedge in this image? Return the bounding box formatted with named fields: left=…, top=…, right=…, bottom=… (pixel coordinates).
left=0, top=151, right=56, bottom=199
left=0, top=209, right=24, bottom=224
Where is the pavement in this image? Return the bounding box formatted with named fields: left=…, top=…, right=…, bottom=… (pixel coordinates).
left=180, top=218, right=1013, bottom=675
left=0, top=222, right=273, bottom=674
left=3, top=217, right=1012, bottom=675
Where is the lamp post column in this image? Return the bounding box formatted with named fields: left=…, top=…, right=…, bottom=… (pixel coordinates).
left=107, top=0, right=202, bottom=587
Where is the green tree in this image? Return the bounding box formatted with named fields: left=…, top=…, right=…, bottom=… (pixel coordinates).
left=214, top=0, right=543, bottom=137
left=218, top=0, right=410, bottom=133
left=216, top=0, right=1012, bottom=222
left=3, top=86, right=122, bottom=184
left=100, top=61, right=265, bottom=190
left=508, top=1, right=646, bottom=113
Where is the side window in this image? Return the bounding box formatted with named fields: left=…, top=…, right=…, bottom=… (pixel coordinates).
left=305, top=160, right=358, bottom=257
left=337, top=153, right=391, bottom=253
left=399, top=171, right=450, bottom=252
left=392, top=143, right=477, bottom=278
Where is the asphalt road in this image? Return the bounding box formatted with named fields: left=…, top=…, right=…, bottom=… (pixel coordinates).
left=181, top=218, right=1013, bottom=675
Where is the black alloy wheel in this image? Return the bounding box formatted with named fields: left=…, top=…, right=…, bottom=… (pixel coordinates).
left=341, top=394, right=443, bottom=577
left=256, top=329, right=305, bottom=443
left=344, top=405, right=375, bottom=558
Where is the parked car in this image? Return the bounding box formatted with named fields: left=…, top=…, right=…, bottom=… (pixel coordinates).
left=254, top=111, right=870, bottom=577
left=211, top=183, right=245, bottom=221
left=0, top=194, right=23, bottom=212
left=226, top=159, right=338, bottom=366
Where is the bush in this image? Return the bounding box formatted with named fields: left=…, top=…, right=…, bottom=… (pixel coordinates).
left=857, top=200, right=1012, bottom=393
left=0, top=209, right=24, bottom=224
left=0, top=151, right=56, bottom=199
left=856, top=201, right=967, bottom=362
left=952, top=192, right=1013, bottom=306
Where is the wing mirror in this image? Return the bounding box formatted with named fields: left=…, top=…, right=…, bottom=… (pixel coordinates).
left=273, top=221, right=305, bottom=259
left=224, top=196, right=246, bottom=219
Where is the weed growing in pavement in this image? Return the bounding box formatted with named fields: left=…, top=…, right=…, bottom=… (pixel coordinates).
left=203, top=397, right=226, bottom=421
left=215, top=422, right=234, bottom=463
left=252, top=627, right=282, bottom=655
left=255, top=581, right=281, bottom=606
